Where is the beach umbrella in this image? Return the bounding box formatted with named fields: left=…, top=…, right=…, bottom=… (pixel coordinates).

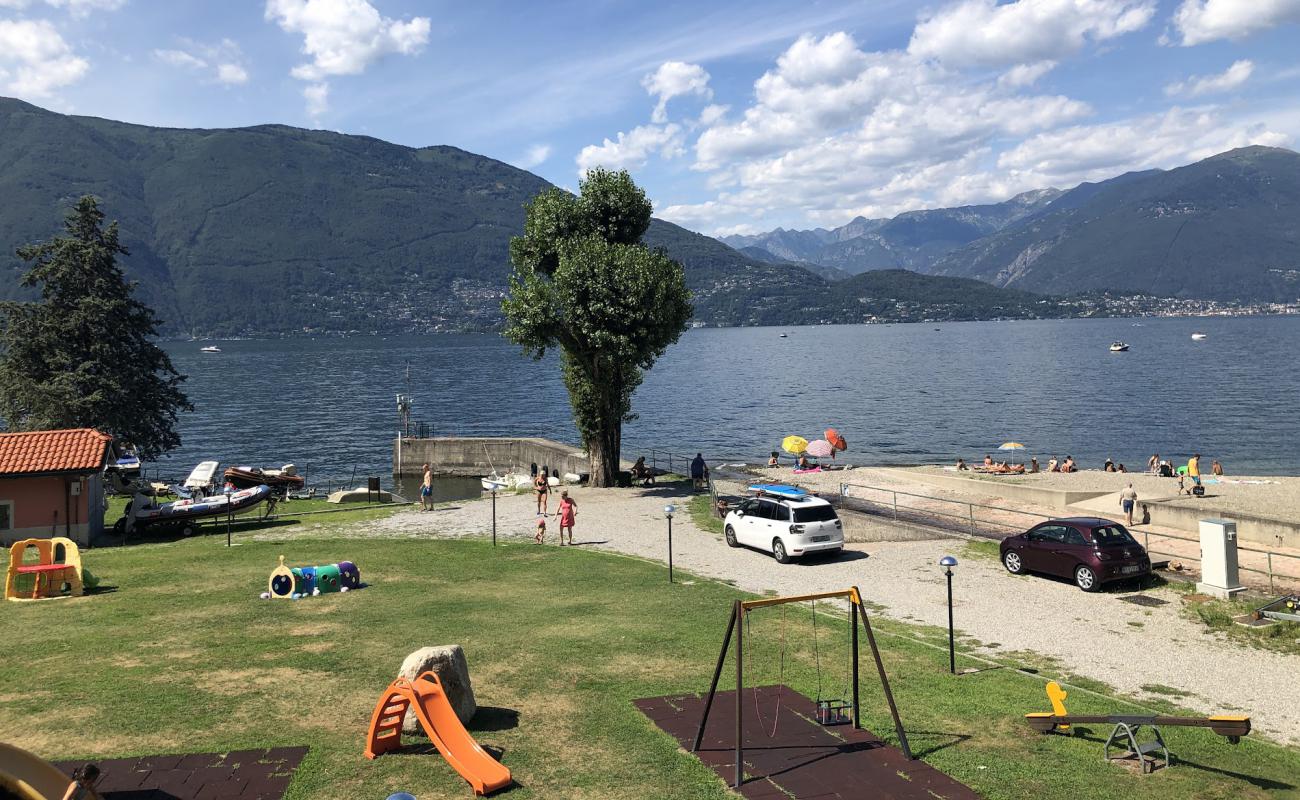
left=782, top=435, right=809, bottom=455
left=997, top=442, right=1026, bottom=465
left=825, top=428, right=848, bottom=452
left=806, top=439, right=835, bottom=458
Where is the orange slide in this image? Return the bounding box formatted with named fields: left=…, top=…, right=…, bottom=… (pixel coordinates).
left=364, top=671, right=512, bottom=796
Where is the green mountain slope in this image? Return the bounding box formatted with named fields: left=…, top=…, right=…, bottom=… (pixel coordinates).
left=0, top=97, right=836, bottom=334
left=932, top=147, right=1300, bottom=301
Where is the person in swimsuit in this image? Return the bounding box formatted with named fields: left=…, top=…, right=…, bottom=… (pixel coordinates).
left=557, top=490, right=577, bottom=545
left=534, top=470, right=550, bottom=514
left=420, top=463, right=433, bottom=511
left=767, top=451, right=780, bottom=467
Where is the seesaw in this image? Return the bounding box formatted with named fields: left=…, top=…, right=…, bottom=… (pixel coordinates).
left=1024, top=681, right=1250, bottom=773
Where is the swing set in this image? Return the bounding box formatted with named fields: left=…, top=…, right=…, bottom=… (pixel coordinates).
left=692, top=586, right=912, bottom=789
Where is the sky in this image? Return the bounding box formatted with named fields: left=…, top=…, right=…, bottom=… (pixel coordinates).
left=2, top=0, right=1299, bottom=237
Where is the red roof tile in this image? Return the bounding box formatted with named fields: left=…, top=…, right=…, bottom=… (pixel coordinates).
left=0, top=428, right=113, bottom=476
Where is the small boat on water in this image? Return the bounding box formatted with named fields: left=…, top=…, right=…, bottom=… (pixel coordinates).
left=118, top=484, right=273, bottom=535
left=200, top=345, right=221, bottom=353
left=779, top=333, right=788, bottom=338
left=1109, top=342, right=1130, bottom=352
left=224, top=464, right=305, bottom=493
left=1191, top=332, right=1208, bottom=340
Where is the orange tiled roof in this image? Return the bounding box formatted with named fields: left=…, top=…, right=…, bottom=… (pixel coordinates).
left=0, top=428, right=113, bottom=476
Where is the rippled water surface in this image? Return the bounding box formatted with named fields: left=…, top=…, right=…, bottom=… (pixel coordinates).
left=150, top=315, right=1300, bottom=484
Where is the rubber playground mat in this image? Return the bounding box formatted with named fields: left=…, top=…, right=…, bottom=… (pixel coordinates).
left=53, top=746, right=306, bottom=800
left=636, top=686, right=980, bottom=800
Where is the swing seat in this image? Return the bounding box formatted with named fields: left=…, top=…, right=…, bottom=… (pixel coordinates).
left=816, top=699, right=852, bottom=726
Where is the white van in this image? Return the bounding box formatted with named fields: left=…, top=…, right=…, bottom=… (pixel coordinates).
left=723, top=491, right=844, bottom=563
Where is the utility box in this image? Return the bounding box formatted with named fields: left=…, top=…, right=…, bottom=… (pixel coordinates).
left=1197, top=519, right=1245, bottom=599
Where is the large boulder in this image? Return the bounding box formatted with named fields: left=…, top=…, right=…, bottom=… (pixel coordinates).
left=399, top=645, right=478, bottom=732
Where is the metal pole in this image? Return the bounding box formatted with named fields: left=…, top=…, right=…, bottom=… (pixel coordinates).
left=854, top=589, right=911, bottom=759
left=968, top=504, right=975, bottom=535
left=946, top=569, right=955, bottom=674
left=226, top=511, right=232, bottom=548
left=668, top=516, right=674, bottom=583
left=492, top=489, right=497, bottom=547
left=735, top=605, right=744, bottom=788
left=1267, top=552, right=1274, bottom=593
left=892, top=491, right=898, bottom=520
left=693, top=602, right=738, bottom=752
left=851, top=601, right=860, bottom=729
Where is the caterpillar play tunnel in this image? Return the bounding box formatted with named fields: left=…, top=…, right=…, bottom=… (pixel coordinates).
left=267, top=555, right=360, bottom=598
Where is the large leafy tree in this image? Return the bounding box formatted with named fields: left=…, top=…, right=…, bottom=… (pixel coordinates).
left=504, top=169, right=692, bottom=486
left=0, top=196, right=191, bottom=459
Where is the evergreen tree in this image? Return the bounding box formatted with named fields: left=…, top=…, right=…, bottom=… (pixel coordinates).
left=503, top=169, right=692, bottom=486
left=0, top=196, right=191, bottom=458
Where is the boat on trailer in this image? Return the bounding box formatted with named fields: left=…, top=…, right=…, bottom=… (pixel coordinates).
left=118, top=484, right=273, bottom=536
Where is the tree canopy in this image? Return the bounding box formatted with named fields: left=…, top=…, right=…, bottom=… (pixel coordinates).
left=503, top=169, right=692, bottom=486
left=0, top=196, right=191, bottom=459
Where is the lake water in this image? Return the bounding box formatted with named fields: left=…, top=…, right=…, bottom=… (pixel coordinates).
left=149, top=315, right=1300, bottom=486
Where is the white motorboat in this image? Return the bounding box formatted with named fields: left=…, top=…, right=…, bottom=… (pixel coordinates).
left=1191, top=332, right=1208, bottom=340
left=1109, top=342, right=1129, bottom=352
left=200, top=345, right=221, bottom=353
left=481, top=475, right=509, bottom=492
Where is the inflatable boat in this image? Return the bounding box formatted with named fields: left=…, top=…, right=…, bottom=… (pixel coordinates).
left=224, top=464, right=305, bottom=492
left=118, top=484, right=273, bottom=535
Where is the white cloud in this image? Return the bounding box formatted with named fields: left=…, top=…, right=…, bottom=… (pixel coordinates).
left=265, top=0, right=430, bottom=80
left=515, top=143, right=551, bottom=169
left=216, top=62, right=249, bottom=85
left=155, top=49, right=206, bottom=70
left=304, top=82, right=329, bottom=116
left=0, top=18, right=88, bottom=98
left=576, top=123, right=685, bottom=175
left=996, top=107, right=1289, bottom=184
left=152, top=39, right=250, bottom=87
left=908, top=0, right=1156, bottom=67
left=999, top=60, right=1057, bottom=87
left=697, top=103, right=729, bottom=127
left=265, top=0, right=430, bottom=117
left=1170, top=0, right=1300, bottom=45
left=1165, top=59, right=1253, bottom=97
left=642, top=61, right=712, bottom=123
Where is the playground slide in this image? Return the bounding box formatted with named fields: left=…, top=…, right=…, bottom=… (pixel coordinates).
left=365, top=672, right=512, bottom=796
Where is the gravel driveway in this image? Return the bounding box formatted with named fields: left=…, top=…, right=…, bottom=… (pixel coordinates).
left=360, top=486, right=1300, bottom=746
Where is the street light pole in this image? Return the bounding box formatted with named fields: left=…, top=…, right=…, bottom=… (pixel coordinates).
left=664, top=504, right=676, bottom=583
left=940, top=555, right=958, bottom=674
left=491, top=488, right=497, bottom=547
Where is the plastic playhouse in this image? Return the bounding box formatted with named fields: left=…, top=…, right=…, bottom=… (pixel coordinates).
left=266, top=555, right=360, bottom=599
left=4, top=538, right=84, bottom=602
left=365, top=671, right=512, bottom=796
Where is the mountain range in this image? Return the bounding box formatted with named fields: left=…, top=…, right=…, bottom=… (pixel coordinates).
left=725, top=147, right=1300, bottom=303
left=0, top=97, right=1089, bottom=335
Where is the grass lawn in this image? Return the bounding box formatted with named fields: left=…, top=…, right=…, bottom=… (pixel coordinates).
left=3, top=531, right=1298, bottom=799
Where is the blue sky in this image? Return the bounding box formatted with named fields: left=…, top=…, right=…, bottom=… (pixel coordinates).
left=2, top=0, right=1299, bottom=236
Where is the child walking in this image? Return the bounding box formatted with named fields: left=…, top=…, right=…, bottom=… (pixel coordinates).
left=557, top=490, right=577, bottom=546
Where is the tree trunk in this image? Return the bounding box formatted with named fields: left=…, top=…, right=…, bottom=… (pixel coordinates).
left=587, top=417, right=621, bottom=487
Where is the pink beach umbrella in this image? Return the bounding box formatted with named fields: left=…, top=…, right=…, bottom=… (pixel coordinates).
left=806, top=439, right=835, bottom=459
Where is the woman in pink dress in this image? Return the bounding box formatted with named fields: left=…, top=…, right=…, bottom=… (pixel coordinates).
left=557, top=490, right=577, bottom=545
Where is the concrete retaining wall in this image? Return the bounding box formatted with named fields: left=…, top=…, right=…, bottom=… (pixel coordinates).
left=1140, top=501, right=1299, bottom=550
left=394, top=437, right=594, bottom=477
left=876, top=468, right=1108, bottom=510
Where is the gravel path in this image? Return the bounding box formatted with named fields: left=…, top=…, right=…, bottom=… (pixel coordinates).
left=357, top=487, right=1300, bottom=746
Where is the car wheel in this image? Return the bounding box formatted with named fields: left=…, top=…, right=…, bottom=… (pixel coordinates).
left=1002, top=551, right=1024, bottom=574
left=724, top=525, right=738, bottom=547
left=1074, top=565, right=1099, bottom=592
left=772, top=538, right=790, bottom=564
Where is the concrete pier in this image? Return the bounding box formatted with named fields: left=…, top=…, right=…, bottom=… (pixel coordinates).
left=393, top=436, right=594, bottom=478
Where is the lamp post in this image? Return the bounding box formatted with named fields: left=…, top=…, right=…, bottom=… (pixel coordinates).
left=940, top=555, right=957, bottom=674
left=491, top=486, right=497, bottom=547
left=664, top=504, right=676, bottom=583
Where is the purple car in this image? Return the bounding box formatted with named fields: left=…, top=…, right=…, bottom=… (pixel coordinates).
left=1000, top=517, right=1151, bottom=592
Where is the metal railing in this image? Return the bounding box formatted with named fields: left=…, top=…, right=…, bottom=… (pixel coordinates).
left=835, top=481, right=1300, bottom=592
left=1136, top=528, right=1300, bottom=593
left=836, top=481, right=1053, bottom=539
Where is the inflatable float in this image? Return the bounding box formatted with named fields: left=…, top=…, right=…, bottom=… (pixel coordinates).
left=117, top=485, right=273, bottom=535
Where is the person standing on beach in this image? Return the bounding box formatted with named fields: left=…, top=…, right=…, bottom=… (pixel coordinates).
left=557, top=490, right=577, bottom=545
left=690, top=453, right=707, bottom=490
left=420, top=463, right=433, bottom=511
left=1030, top=457, right=1039, bottom=473
left=534, top=470, right=551, bottom=514
left=1120, top=483, right=1138, bottom=526
left=1147, top=453, right=1159, bottom=474
left=1187, top=453, right=1202, bottom=493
